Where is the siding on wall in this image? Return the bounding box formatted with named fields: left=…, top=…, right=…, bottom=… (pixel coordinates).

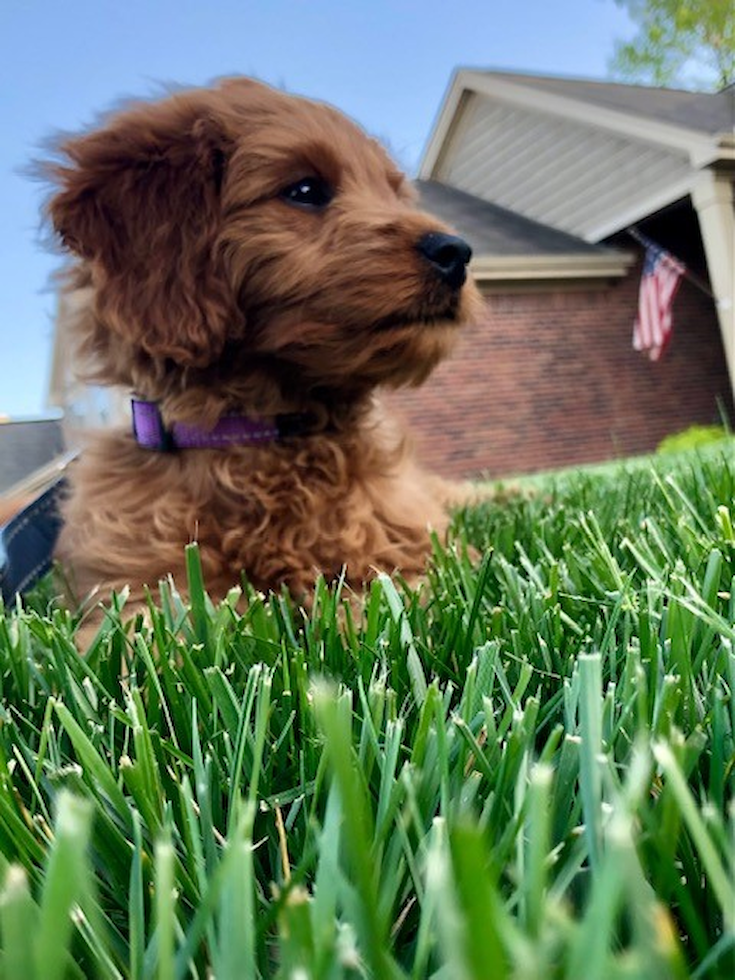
left=388, top=261, right=732, bottom=479
left=437, top=94, right=692, bottom=240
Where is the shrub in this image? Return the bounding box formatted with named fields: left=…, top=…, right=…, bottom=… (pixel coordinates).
left=657, top=423, right=730, bottom=454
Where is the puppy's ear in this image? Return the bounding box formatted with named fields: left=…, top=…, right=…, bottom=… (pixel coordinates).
left=47, top=94, right=238, bottom=367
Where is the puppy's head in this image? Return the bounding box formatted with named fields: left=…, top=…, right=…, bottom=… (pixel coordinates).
left=47, top=78, right=482, bottom=397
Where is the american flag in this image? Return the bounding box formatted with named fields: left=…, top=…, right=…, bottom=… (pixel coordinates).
left=632, top=235, right=686, bottom=361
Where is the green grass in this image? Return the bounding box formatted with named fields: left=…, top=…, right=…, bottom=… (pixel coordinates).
left=0, top=445, right=733, bottom=978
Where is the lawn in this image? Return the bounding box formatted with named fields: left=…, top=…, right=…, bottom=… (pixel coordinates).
left=0, top=444, right=732, bottom=979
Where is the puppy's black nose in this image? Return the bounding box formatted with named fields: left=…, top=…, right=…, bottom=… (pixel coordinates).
left=417, top=232, right=472, bottom=290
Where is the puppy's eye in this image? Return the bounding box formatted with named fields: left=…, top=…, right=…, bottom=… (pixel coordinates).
left=280, top=177, right=334, bottom=210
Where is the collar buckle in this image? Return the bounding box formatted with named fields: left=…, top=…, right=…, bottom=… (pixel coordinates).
left=131, top=399, right=175, bottom=452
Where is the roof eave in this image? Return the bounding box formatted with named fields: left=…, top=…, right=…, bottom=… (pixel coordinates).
left=419, top=69, right=474, bottom=179
left=419, top=69, right=718, bottom=178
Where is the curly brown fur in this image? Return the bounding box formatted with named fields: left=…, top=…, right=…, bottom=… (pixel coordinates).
left=45, top=78, right=482, bottom=610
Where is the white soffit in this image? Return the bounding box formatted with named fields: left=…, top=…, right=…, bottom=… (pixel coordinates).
left=421, top=74, right=707, bottom=240
left=420, top=70, right=717, bottom=178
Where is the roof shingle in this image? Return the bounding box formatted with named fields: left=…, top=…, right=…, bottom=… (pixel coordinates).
left=416, top=179, right=615, bottom=257
left=478, top=70, right=735, bottom=136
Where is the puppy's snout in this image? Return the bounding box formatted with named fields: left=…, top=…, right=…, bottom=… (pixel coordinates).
left=417, top=232, right=472, bottom=290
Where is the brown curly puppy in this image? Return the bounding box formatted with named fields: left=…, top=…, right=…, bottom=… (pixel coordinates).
left=46, top=78, right=481, bottom=608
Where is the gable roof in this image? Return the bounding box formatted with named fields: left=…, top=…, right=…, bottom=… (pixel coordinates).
left=476, top=71, right=735, bottom=136
left=421, top=70, right=735, bottom=194
left=419, top=69, right=735, bottom=243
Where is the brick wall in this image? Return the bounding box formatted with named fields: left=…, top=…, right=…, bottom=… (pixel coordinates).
left=388, top=260, right=733, bottom=479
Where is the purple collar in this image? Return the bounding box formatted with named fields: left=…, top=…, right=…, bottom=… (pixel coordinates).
left=131, top=399, right=310, bottom=451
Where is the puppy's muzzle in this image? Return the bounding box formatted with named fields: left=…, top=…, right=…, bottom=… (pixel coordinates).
left=417, top=232, right=473, bottom=291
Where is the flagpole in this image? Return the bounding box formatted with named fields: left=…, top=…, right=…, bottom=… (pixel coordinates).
left=626, top=227, right=716, bottom=301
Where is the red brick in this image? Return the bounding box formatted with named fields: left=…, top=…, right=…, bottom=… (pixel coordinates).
left=388, top=262, right=733, bottom=479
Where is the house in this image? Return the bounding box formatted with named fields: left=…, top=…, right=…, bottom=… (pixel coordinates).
left=46, top=71, right=734, bottom=479
left=388, top=70, right=734, bottom=478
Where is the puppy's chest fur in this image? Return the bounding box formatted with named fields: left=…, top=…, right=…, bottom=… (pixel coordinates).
left=57, top=415, right=449, bottom=602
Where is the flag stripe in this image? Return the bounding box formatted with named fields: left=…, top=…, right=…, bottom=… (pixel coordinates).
left=632, top=237, right=685, bottom=362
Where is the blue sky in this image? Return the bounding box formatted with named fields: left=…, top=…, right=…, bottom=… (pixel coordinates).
left=1, top=0, right=634, bottom=417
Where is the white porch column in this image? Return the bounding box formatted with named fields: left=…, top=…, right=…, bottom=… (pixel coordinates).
left=691, top=169, right=735, bottom=399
